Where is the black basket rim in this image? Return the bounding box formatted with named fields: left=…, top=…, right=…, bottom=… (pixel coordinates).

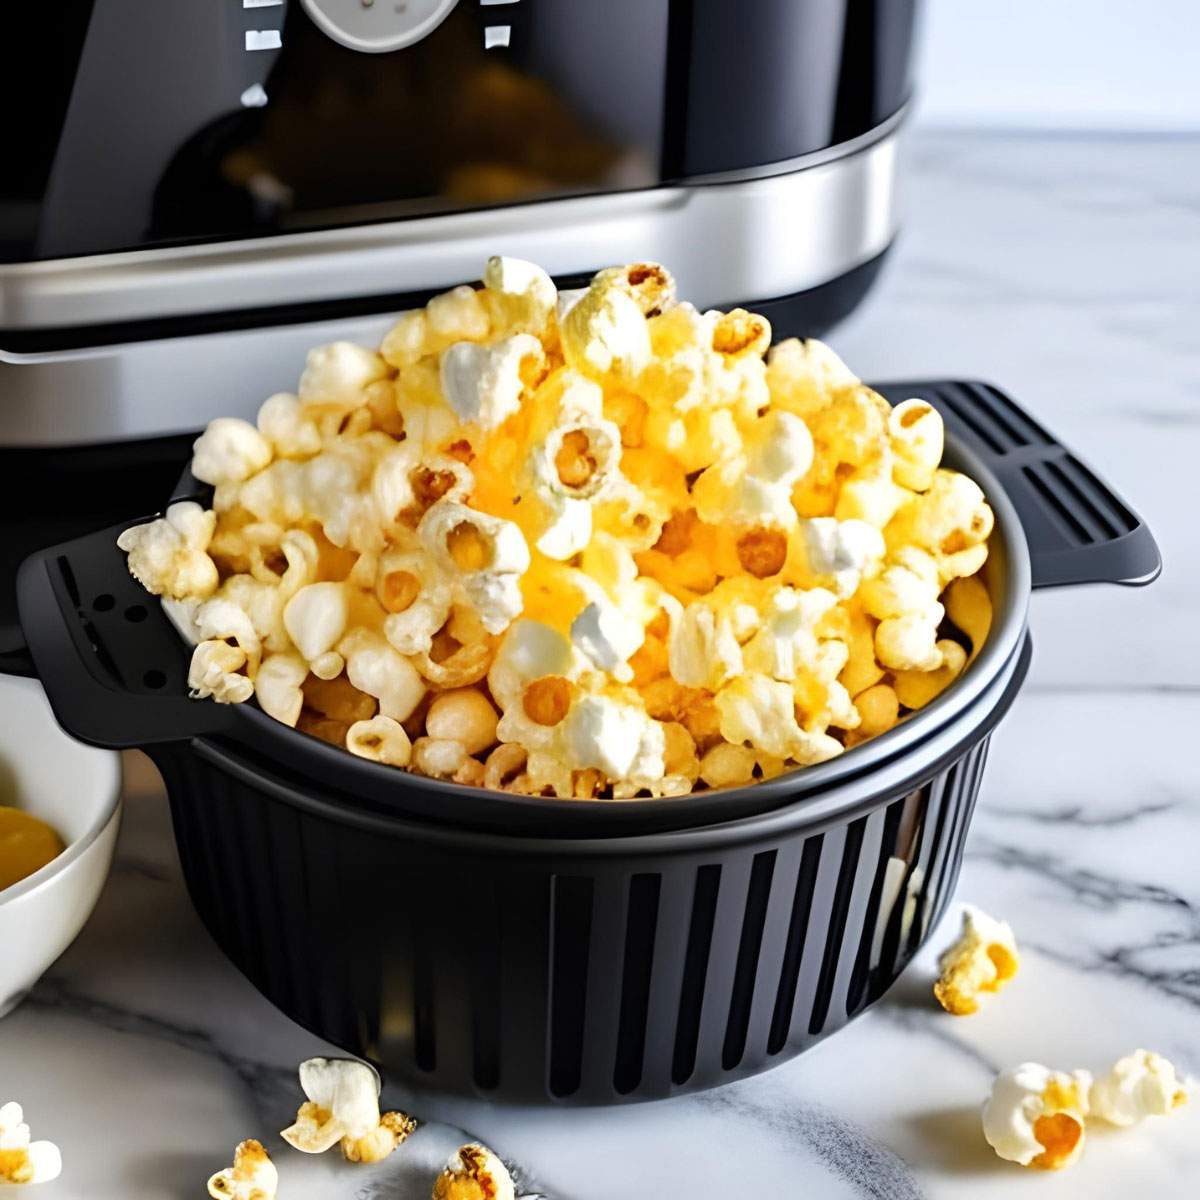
left=182, top=633, right=1032, bottom=849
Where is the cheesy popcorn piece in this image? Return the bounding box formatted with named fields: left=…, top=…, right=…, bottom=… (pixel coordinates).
left=0, top=1101, right=62, bottom=1186
left=692, top=409, right=814, bottom=531
left=483, top=254, right=557, bottom=336
left=207, top=1139, right=277, bottom=1200
left=715, top=673, right=842, bottom=766
left=440, top=334, right=544, bottom=430
left=933, top=904, right=1019, bottom=1015
left=419, top=500, right=530, bottom=634
left=1090, top=1050, right=1188, bottom=1126
left=281, top=1057, right=416, bottom=1164
left=982, top=1063, right=1091, bottom=1170
left=298, top=341, right=389, bottom=418
left=560, top=274, right=652, bottom=380
left=888, top=398, right=944, bottom=492
left=432, top=1143, right=516, bottom=1200
left=117, top=501, right=219, bottom=600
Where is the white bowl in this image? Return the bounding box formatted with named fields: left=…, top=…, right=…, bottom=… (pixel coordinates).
left=0, top=675, right=122, bottom=1017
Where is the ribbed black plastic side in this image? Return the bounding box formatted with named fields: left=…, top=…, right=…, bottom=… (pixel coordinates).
left=154, top=730, right=990, bottom=1105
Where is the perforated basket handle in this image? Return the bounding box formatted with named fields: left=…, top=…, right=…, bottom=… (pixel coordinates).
left=15, top=522, right=236, bottom=748
left=874, top=381, right=1161, bottom=589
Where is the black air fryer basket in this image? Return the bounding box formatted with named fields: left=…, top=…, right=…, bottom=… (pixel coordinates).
left=10, top=382, right=1159, bottom=1104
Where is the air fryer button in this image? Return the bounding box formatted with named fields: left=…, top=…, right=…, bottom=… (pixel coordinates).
left=300, top=0, right=458, bottom=53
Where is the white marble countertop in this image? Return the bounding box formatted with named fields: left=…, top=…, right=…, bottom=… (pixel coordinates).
left=3, top=130, right=1199, bottom=1199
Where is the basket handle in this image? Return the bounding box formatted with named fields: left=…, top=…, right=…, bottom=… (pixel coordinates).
left=875, top=381, right=1161, bottom=589
left=15, top=522, right=236, bottom=748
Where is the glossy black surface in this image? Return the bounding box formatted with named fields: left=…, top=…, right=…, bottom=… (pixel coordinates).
left=2, top=0, right=917, bottom=263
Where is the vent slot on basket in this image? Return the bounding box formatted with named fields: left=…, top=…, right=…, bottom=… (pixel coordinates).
left=845, top=796, right=910, bottom=1016
left=767, top=835, right=823, bottom=1055
left=613, top=873, right=663, bottom=1095
left=471, top=880, right=502, bottom=1092
left=808, top=818, right=866, bottom=1036
left=548, top=875, right=594, bottom=1098
left=671, top=864, right=722, bottom=1086
left=412, top=923, right=437, bottom=1073
left=934, top=382, right=1049, bottom=454
left=722, top=851, right=777, bottom=1071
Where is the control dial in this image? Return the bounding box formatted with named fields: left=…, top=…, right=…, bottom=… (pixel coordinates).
left=300, top=0, right=458, bottom=53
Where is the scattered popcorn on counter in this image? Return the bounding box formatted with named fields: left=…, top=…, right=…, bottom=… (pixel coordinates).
left=0, top=1101, right=62, bottom=1185
left=118, top=256, right=996, bottom=799
left=207, top=1139, right=278, bottom=1200
left=1090, top=1049, right=1188, bottom=1127
left=933, top=904, right=1020, bottom=1015
left=982, top=1063, right=1091, bottom=1170
left=280, top=1057, right=416, bottom=1164
left=431, top=1143, right=516, bottom=1200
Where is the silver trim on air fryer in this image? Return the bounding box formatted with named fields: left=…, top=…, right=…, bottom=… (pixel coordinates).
left=0, top=125, right=901, bottom=445
left=0, top=120, right=902, bottom=332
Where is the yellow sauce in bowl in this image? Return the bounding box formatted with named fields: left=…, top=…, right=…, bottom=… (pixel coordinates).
left=0, top=806, right=65, bottom=892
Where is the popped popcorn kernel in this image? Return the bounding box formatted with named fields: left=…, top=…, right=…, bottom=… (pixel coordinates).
left=1090, top=1050, right=1188, bottom=1126
left=0, top=1101, right=61, bottom=1186
left=207, top=1139, right=277, bottom=1200
left=934, top=904, right=1020, bottom=1015
left=120, top=255, right=994, bottom=800
left=982, top=1063, right=1091, bottom=1169
left=432, top=1143, right=516, bottom=1200
left=280, top=1057, right=416, bottom=1164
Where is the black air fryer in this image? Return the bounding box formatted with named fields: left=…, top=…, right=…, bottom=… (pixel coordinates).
left=0, top=1, right=1164, bottom=1106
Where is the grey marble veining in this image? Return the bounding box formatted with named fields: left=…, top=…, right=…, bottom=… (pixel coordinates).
left=2, top=130, right=1199, bottom=1199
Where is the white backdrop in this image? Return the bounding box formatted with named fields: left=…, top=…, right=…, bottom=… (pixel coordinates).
left=916, top=0, right=1200, bottom=130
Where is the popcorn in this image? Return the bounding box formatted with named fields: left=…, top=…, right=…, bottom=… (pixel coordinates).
left=419, top=500, right=530, bottom=634
left=254, top=653, right=309, bottom=726
left=432, top=1143, right=515, bottom=1200
left=284, top=582, right=348, bottom=664
left=342, top=630, right=426, bottom=722
left=189, top=640, right=254, bottom=704
left=192, top=418, right=273, bottom=486
left=562, top=693, right=665, bottom=785
left=440, top=334, right=544, bottom=430
left=280, top=1057, right=416, bottom=1163
left=715, top=673, right=843, bottom=766
left=347, top=715, right=413, bottom=766
left=982, top=1063, right=1091, bottom=1169
left=117, top=502, right=219, bottom=600
left=122, top=255, right=994, bottom=799
left=668, top=602, right=744, bottom=690
left=888, top=398, right=944, bottom=492
left=1090, top=1050, right=1188, bottom=1126
left=0, top=1101, right=62, bottom=1185
left=560, top=274, right=652, bottom=379
left=934, top=905, right=1019, bottom=1015
left=257, top=393, right=322, bottom=459
left=207, top=1139, right=277, bottom=1200
left=483, top=254, right=557, bottom=335
left=376, top=548, right=453, bottom=656
left=800, top=518, right=885, bottom=597
left=741, top=586, right=840, bottom=683
left=297, top=341, right=389, bottom=417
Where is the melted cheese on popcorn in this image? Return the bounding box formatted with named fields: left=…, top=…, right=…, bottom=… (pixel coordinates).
left=118, top=256, right=995, bottom=799
left=933, top=904, right=1020, bottom=1015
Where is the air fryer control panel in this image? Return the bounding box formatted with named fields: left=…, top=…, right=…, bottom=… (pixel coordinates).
left=301, top=0, right=459, bottom=54
left=1, top=0, right=916, bottom=264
